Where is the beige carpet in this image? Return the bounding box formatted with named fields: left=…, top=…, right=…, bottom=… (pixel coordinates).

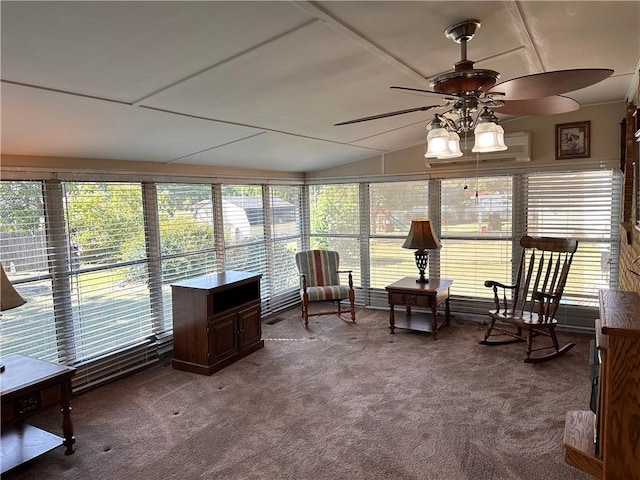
left=5, top=307, right=593, bottom=480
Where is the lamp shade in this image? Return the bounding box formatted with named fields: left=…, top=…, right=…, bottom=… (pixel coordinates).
left=437, top=131, right=463, bottom=159
left=402, top=218, right=442, bottom=250
left=472, top=120, right=501, bottom=153
left=1, top=263, right=26, bottom=311
left=424, top=126, right=452, bottom=158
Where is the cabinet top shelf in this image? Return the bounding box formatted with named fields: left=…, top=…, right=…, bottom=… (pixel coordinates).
left=598, top=290, right=640, bottom=338
left=171, top=270, right=261, bottom=291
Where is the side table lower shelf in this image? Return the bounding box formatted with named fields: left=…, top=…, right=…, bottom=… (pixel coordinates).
left=563, top=410, right=602, bottom=479
left=391, top=314, right=448, bottom=335
left=1, top=424, right=65, bottom=474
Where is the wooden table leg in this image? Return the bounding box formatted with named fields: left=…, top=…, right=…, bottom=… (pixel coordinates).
left=389, top=304, right=395, bottom=334
left=445, top=296, right=451, bottom=325
left=430, top=302, right=438, bottom=340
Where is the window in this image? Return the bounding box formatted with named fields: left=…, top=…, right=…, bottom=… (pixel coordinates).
left=440, top=176, right=514, bottom=299
left=308, top=184, right=360, bottom=285
left=156, top=183, right=219, bottom=331
left=524, top=170, right=620, bottom=307
left=0, top=181, right=59, bottom=361
left=222, top=185, right=269, bottom=301
left=267, top=185, right=303, bottom=312
left=368, top=181, right=429, bottom=304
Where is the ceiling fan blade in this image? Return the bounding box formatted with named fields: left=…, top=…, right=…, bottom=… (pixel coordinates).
left=488, top=68, right=613, bottom=101
left=334, top=105, right=441, bottom=126
left=390, top=86, right=463, bottom=98
left=491, top=95, right=580, bottom=116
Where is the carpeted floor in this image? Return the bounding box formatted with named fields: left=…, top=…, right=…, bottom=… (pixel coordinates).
left=4, top=307, right=593, bottom=480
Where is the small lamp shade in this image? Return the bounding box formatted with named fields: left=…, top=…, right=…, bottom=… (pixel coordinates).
left=472, top=120, right=501, bottom=153
left=402, top=219, right=441, bottom=283
left=424, top=126, right=452, bottom=158
left=402, top=219, right=442, bottom=251
left=1, top=263, right=26, bottom=312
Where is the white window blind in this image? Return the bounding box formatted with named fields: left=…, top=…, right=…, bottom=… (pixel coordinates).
left=0, top=181, right=60, bottom=362
left=524, top=169, right=620, bottom=307
left=156, top=183, right=219, bottom=331
left=222, top=185, right=270, bottom=303
left=62, top=182, right=156, bottom=364
left=440, top=176, right=514, bottom=300
left=267, top=186, right=303, bottom=313
left=368, top=181, right=430, bottom=305
left=309, top=184, right=361, bottom=286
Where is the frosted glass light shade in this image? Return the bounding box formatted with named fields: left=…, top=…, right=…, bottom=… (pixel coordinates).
left=425, top=127, right=452, bottom=158
left=495, top=124, right=508, bottom=151
left=472, top=121, right=501, bottom=153
left=437, top=131, right=463, bottom=159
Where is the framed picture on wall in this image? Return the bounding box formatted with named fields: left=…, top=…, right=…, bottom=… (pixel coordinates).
left=556, top=121, right=590, bottom=159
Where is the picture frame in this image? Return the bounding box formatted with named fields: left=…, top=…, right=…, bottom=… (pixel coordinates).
left=556, top=121, right=590, bottom=160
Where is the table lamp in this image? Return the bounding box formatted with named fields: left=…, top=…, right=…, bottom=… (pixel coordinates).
left=1, top=263, right=27, bottom=372
left=402, top=218, right=441, bottom=283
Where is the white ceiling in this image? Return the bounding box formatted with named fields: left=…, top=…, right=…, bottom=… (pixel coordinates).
left=2, top=1, right=639, bottom=173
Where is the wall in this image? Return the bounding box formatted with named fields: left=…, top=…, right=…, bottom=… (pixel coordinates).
left=618, top=93, right=640, bottom=292
left=619, top=225, right=640, bottom=291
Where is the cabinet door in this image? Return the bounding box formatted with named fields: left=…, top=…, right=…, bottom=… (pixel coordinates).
left=209, top=311, right=238, bottom=364
left=238, top=304, right=261, bottom=350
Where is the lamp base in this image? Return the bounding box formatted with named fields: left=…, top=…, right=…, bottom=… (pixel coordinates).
left=414, top=250, right=430, bottom=284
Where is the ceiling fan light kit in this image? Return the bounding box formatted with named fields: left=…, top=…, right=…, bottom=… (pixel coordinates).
left=336, top=18, right=613, bottom=165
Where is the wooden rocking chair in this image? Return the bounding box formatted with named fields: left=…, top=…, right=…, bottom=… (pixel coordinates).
left=480, top=236, right=578, bottom=363
left=295, top=250, right=356, bottom=328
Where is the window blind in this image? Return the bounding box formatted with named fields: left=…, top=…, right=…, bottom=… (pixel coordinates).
left=368, top=181, right=429, bottom=306
left=308, top=183, right=361, bottom=288
left=523, top=169, right=620, bottom=308
left=222, top=185, right=271, bottom=306
left=155, top=183, right=219, bottom=332
left=267, top=186, right=303, bottom=314
left=0, top=180, right=60, bottom=362
left=440, top=176, right=514, bottom=300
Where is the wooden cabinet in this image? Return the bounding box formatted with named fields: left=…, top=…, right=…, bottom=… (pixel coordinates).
left=171, top=271, right=263, bottom=375
left=563, top=290, right=640, bottom=479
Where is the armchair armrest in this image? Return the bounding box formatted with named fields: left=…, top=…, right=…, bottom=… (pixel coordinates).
left=484, top=279, right=517, bottom=313
left=336, top=270, right=354, bottom=288
left=484, top=280, right=516, bottom=290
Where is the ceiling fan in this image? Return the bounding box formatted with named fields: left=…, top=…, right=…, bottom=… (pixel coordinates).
left=335, top=19, right=613, bottom=159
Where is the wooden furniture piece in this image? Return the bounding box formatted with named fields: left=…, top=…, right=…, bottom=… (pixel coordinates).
left=171, top=271, right=263, bottom=375
left=563, top=290, right=640, bottom=479
left=480, top=235, right=578, bottom=363
left=0, top=354, right=76, bottom=474
left=295, top=250, right=355, bottom=328
left=386, top=277, right=453, bottom=339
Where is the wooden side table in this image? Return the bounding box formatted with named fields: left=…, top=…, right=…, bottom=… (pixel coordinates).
left=0, top=354, right=76, bottom=473
left=386, top=277, right=453, bottom=339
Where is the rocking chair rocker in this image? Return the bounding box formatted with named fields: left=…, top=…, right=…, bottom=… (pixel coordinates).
left=480, top=236, right=578, bottom=363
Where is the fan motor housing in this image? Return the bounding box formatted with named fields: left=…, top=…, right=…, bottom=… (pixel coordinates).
left=430, top=69, right=500, bottom=95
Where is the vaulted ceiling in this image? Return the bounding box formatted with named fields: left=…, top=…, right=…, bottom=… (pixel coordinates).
left=2, top=1, right=638, bottom=172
